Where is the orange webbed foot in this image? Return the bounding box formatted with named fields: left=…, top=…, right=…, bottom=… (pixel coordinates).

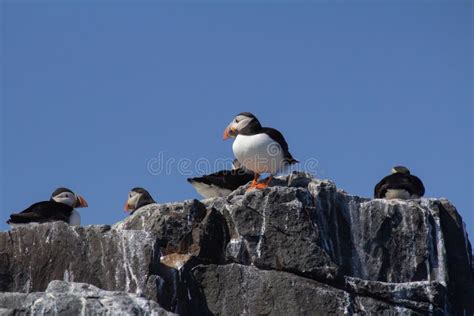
left=246, top=175, right=272, bottom=191
left=254, top=182, right=269, bottom=189
left=246, top=182, right=259, bottom=192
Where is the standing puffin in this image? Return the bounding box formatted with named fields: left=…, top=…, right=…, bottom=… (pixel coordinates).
left=187, top=159, right=255, bottom=198
left=124, top=187, right=156, bottom=214
left=223, top=112, right=298, bottom=190
left=374, top=166, right=425, bottom=199
left=7, top=187, right=88, bottom=226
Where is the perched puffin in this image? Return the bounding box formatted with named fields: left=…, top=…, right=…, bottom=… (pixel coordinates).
left=187, top=159, right=255, bottom=198
left=223, top=112, right=298, bottom=190
left=7, top=187, right=88, bottom=226
left=374, top=166, right=425, bottom=199
left=124, top=187, right=156, bottom=214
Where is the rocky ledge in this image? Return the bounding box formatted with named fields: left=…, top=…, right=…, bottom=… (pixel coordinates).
left=0, top=173, right=472, bottom=315
left=0, top=280, right=173, bottom=315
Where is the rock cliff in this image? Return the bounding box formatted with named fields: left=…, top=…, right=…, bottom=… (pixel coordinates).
left=0, top=173, right=472, bottom=315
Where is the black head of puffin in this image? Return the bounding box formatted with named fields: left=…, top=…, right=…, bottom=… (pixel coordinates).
left=223, top=112, right=262, bottom=140
left=124, top=187, right=156, bottom=213
left=50, top=187, right=88, bottom=208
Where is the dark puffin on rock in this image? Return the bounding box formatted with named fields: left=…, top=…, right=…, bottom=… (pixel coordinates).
left=7, top=187, right=88, bottom=226
left=124, top=187, right=156, bottom=214
left=187, top=159, right=255, bottom=198
left=374, top=166, right=425, bottom=199
left=223, top=112, right=298, bottom=191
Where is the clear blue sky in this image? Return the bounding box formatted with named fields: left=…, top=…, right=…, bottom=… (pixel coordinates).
left=1, top=2, right=472, bottom=241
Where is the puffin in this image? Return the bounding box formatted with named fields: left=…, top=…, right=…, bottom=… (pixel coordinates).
left=223, top=112, right=298, bottom=190
left=7, top=187, right=88, bottom=226
left=124, top=187, right=156, bottom=214
left=187, top=159, right=255, bottom=198
left=374, top=166, right=425, bottom=199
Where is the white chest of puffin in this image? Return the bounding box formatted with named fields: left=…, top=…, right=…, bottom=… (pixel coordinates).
left=232, top=133, right=285, bottom=175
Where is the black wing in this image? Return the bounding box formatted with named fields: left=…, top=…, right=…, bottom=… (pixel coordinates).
left=374, top=175, right=391, bottom=198
left=407, top=175, right=425, bottom=197
left=188, top=168, right=255, bottom=191
left=374, top=173, right=425, bottom=198
left=261, top=127, right=298, bottom=163
left=7, top=201, right=73, bottom=224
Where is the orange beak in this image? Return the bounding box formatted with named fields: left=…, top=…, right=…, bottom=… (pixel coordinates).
left=76, top=195, right=88, bottom=208
left=223, top=127, right=236, bottom=140
left=124, top=200, right=130, bottom=212
left=223, top=128, right=230, bottom=140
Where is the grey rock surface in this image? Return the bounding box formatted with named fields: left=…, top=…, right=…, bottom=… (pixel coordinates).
left=0, top=172, right=472, bottom=315
left=0, top=280, right=174, bottom=315
left=0, top=223, right=159, bottom=299
left=193, top=263, right=424, bottom=315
